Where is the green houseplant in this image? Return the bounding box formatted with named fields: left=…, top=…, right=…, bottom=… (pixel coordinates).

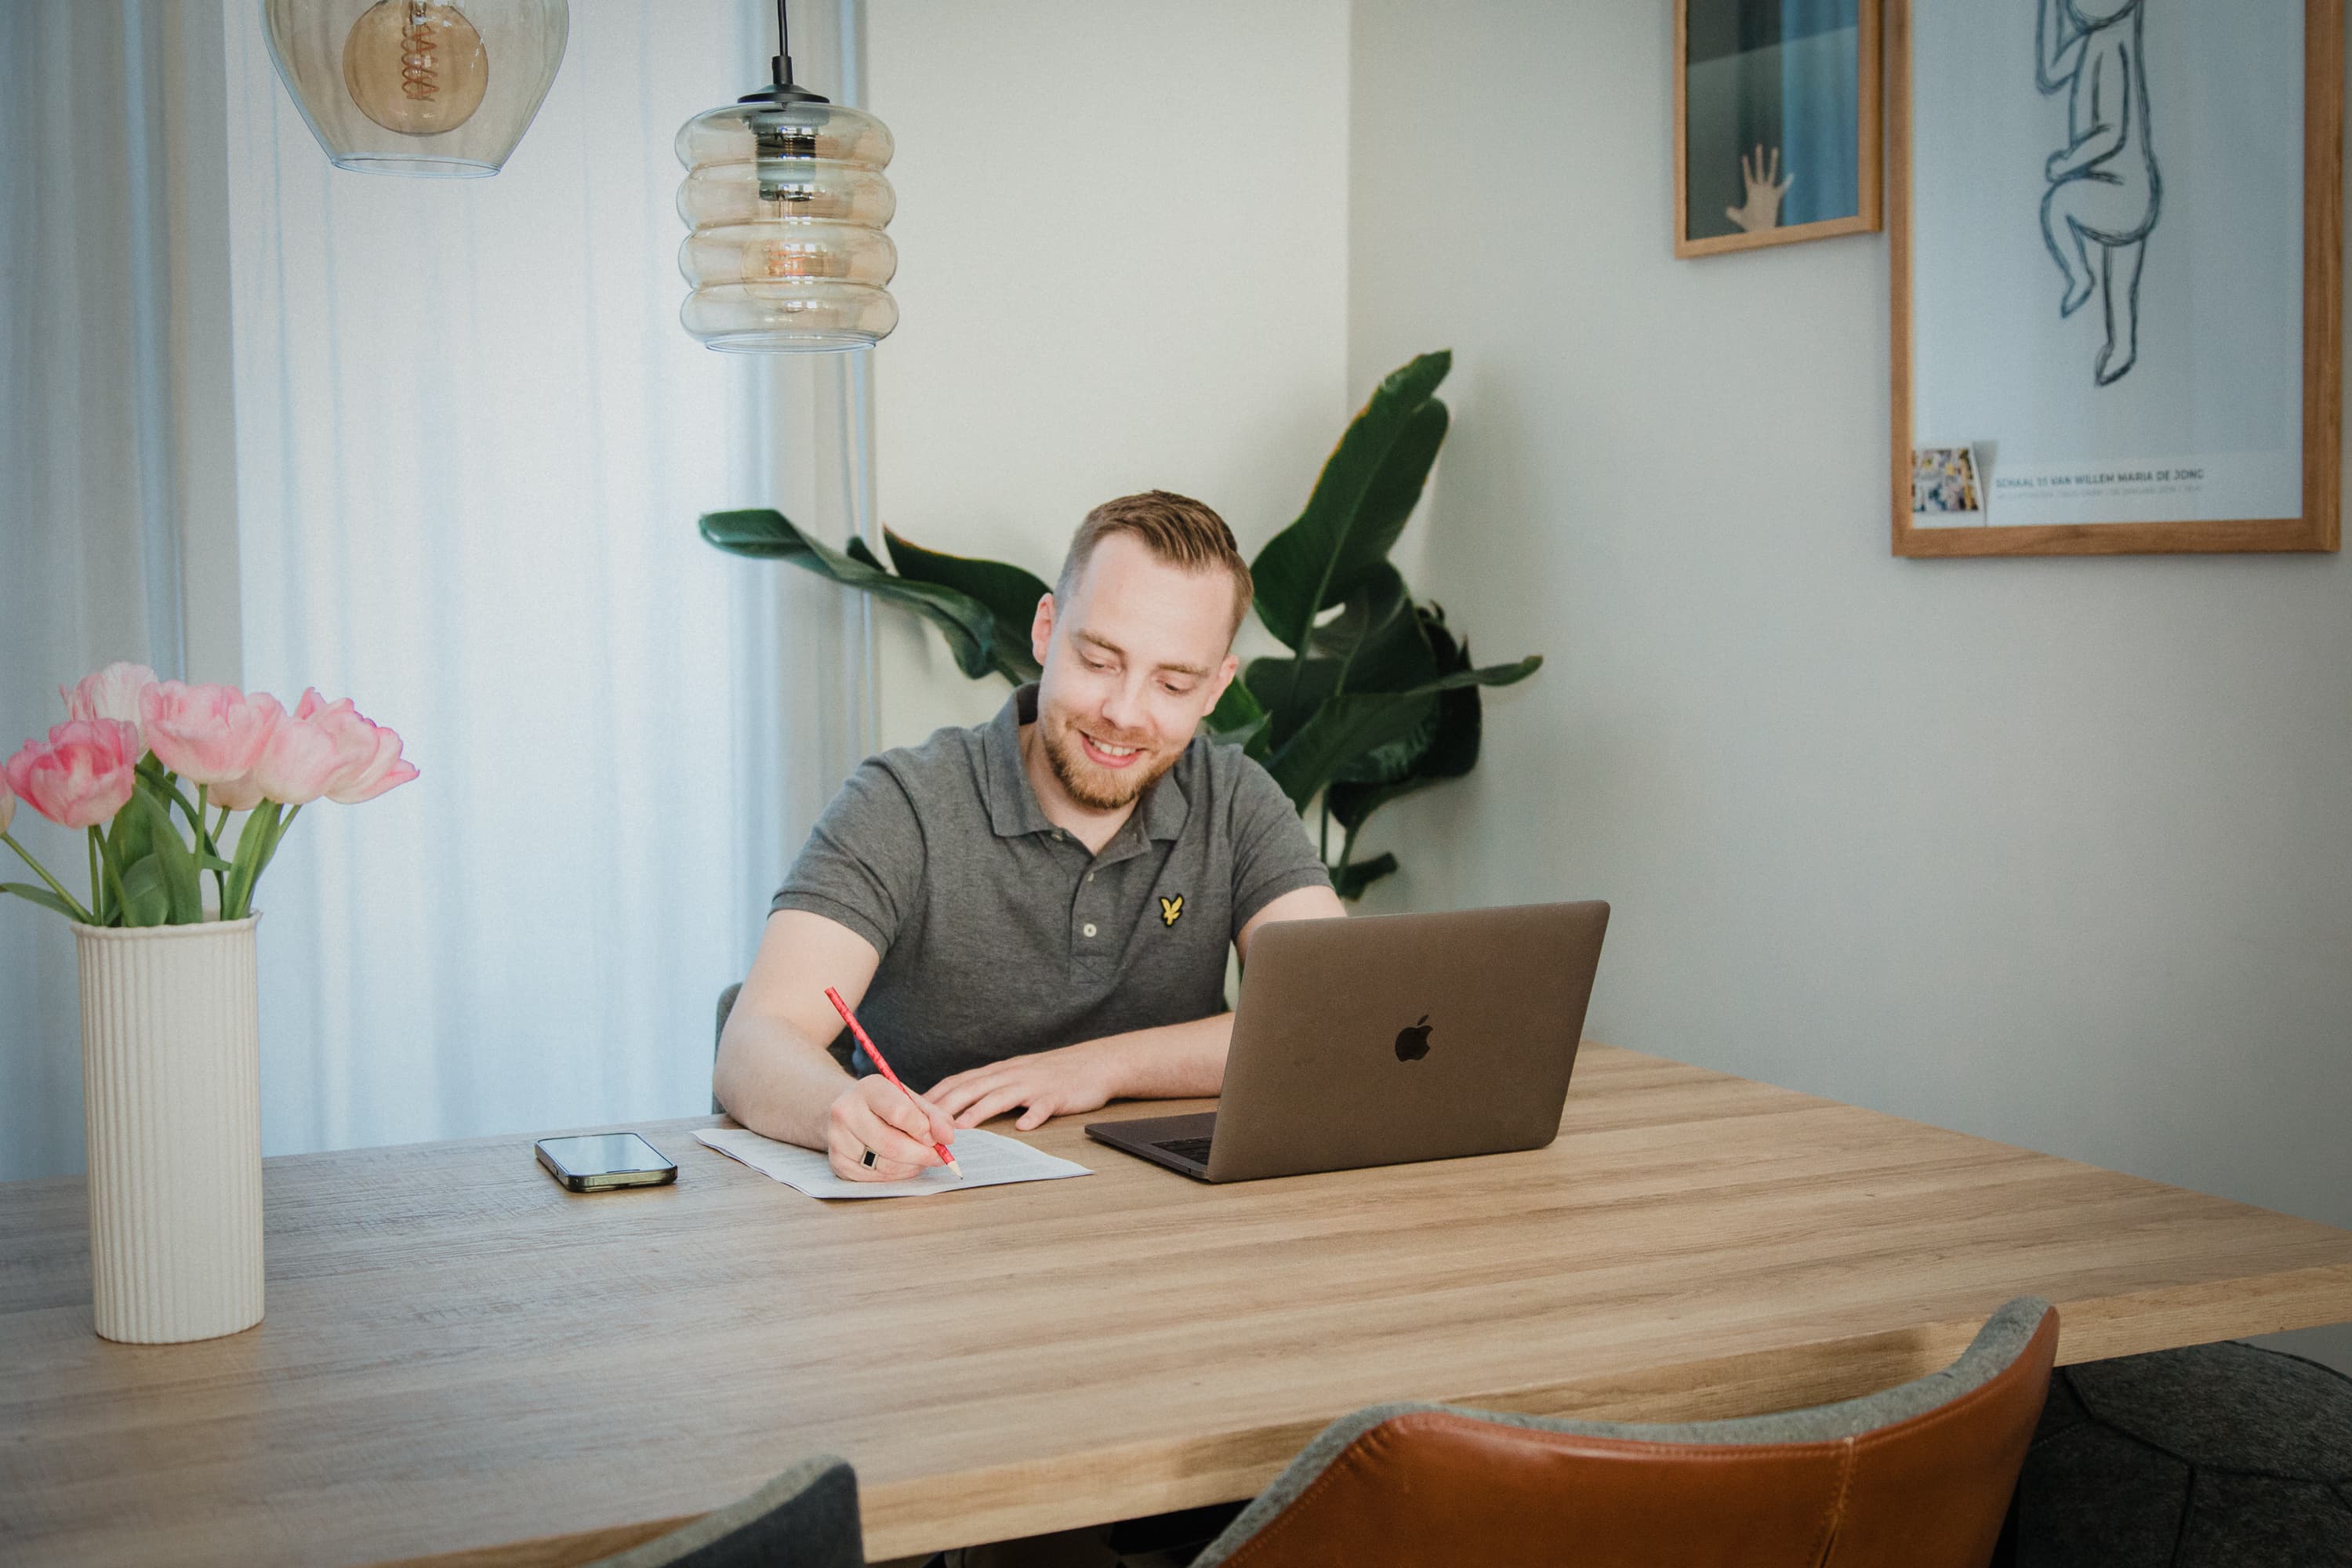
left=699, top=350, right=1538, bottom=899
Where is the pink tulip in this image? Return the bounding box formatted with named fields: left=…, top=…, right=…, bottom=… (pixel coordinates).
left=140, top=683, right=283, bottom=786
left=210, top=772, right=268, bottom=811
left=292, top=689, right=419, bottom=804
left=249, top=699, right=345, bottom=805
left=0, top=771, right=14, bottom=834
left=2, top=720, right=141, bottom=830
left=63, top=662, right=159, bottom=745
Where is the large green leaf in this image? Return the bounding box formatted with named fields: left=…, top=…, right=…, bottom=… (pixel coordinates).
left=883, top=528, right=1049, bottom=684
left=1251, top=352, right=1452, bottom=655
left=1330, top=854, right=1399, bottom=902
left=1265, top=691, right=1439, bottom=811
left=1267, top=653, right=1542, bottom=811
left=1252, top=567, right=1441, bottom=763
left=1205, top=679, right=1269, bottom=750
left=701, top=509, right=1002, bottom=681
left=1330, top=615, right=1490, bottom=833
left=1305, top=563, right=1415, bottom=674
left=1243, top=655, right=1343, bottom=752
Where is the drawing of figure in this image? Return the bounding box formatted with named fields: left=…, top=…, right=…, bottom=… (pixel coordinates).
left=2037, top=0, right=2161, bottom=386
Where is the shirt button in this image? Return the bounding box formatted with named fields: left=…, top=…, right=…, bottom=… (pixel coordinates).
left=1086, top=871, right=1096, bottom=883
left=1082, top=923, right=1098, bottom=938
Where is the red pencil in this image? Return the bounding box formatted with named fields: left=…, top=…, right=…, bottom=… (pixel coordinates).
left=824, top=986, right=964, bottom=1178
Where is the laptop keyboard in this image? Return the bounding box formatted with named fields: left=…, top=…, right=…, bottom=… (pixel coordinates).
left=1153, top=1137, right=1214, bottom=1165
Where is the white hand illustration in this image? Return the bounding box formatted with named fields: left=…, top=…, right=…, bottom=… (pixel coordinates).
left=1725, top=143, right=1792, bottom=234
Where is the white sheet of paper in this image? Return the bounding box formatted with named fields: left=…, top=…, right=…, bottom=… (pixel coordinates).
left=691, top=1125, right=1091, bottom=1200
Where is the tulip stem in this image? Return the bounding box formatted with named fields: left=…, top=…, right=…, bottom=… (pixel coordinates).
left=96, top=826, right=131, bottom=927
left=3, top=830, right=96, bottom=924
left=195, top=784, right=222, bottom=911
left=87, top=828, right=104, bottom=922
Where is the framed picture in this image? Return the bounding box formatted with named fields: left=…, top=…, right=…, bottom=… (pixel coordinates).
left=1891, top=0, right=2343, bottom=557
left=1676, top=0, right=1883, bottom=256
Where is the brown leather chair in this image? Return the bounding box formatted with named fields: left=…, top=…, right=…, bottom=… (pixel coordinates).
left=1188, top=1297, right=2058, bottom=1568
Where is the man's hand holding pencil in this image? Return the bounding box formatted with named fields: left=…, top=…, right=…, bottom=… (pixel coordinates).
left=823, top=1073, right=960, bottom=1182
left=822, top=986, right=966, bottom=1184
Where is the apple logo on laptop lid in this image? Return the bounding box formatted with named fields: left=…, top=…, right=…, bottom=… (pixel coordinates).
left=1394, top=1015, right=1432, bottom=1062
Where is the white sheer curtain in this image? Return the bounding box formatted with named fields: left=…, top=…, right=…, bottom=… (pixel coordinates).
left=1, top=1, right=236, bottom=1181
left=206, top=0, right=869, bottom=1157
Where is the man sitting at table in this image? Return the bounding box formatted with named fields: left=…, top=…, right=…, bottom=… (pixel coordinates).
left=715, top=490, right=1345, bottom=1182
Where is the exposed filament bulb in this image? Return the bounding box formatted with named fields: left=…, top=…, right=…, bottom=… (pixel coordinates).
left=343, top=0, right=491, bottom=138
left=400, top=7, right=442, bottom=100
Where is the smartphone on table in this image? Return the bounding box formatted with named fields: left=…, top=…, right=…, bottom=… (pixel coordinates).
left=534, top=1132, right=677, bottom=1192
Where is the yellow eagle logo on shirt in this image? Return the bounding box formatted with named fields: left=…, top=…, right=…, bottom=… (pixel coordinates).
left=1159, top=894, right=1185, bottom=927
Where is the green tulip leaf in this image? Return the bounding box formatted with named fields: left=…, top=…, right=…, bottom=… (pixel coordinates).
left=220, top=801, right=280, bottom=921
left=700, top=509, right=1003, bottom=681
left=2, top=882, right=82, bottom=920
left=128, top=787, right=202, bottom=924
left=118, top=855, right=172, bottom=927
left=884, top=528, right=1050, bottom=685
left=1251, top=352, right=1451, bottom=654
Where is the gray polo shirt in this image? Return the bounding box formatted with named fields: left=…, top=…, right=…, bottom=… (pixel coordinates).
left=771, top=684, right=1330, bottom=1091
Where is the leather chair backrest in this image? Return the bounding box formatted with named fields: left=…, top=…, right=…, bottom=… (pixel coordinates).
left=1191, top=1298, right=2059, bottom=1568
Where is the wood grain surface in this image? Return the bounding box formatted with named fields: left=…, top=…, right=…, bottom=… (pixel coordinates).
left=5, top=1044, right=2350, bottom=1566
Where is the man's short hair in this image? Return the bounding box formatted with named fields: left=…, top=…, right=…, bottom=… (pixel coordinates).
left=1054, top=490, right=1254, bottom=641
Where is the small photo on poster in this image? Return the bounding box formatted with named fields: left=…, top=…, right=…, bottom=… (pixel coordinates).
left=1911, top=445, right=1986, bottom=525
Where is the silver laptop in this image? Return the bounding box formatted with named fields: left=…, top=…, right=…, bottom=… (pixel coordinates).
left=1084, top=901, right=1609, bottom=1182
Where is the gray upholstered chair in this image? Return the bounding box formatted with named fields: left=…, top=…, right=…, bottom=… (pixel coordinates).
left=2015, top=1337, right=2352, bottom=1563
left=1188, top=1297, right=2058, bottom=1568
left=713, top=982, right=741, bottom=1115
left=579, top=1454, right=862, bottom=1568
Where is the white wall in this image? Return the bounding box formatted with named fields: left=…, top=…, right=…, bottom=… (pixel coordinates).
left=1346, top=2, right=2352, bottom=1364
left=863, top=0, right=1352, bottom=745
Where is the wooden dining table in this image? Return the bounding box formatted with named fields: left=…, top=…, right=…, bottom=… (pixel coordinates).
left=5, top=1042, right=2351, bottom=1566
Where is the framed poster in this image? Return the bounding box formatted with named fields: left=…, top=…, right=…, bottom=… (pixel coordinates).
left=1892, top=0, right=2343, bottom=557
left=1677, top=0, right=1883, bottom=257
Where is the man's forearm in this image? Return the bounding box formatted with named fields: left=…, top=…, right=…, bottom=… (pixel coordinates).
left=1088, top=1012, right=1236, bottom=1101
left=713, top=1013, right=858, bottom=1149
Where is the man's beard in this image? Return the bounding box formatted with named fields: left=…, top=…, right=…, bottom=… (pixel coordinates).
left=1038, top=706, right=1181, bottom=811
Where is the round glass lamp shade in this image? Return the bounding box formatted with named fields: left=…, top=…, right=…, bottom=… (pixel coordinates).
left=263, top=0, right=569, bottom=178
left=675, top=101, right=899, bottom=351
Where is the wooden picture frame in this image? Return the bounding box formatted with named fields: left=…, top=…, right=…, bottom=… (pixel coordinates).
left=1890, top=0, right=2343, bottom=557
left=1675, top=0, right=1883, bottom=258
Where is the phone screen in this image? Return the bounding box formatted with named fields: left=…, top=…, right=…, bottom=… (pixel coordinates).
left=538, top=1133, right=673, bottom=1178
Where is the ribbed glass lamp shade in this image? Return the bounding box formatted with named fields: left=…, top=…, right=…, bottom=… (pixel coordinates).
left=675, top=101, right=898, bottom=351
left=262, top=0, right=569, bottom=179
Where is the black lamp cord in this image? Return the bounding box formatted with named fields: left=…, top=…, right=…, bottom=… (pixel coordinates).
left=739, top=0, right=826, bottom=106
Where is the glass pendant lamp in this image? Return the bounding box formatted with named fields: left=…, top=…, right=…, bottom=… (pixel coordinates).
left=674, top=0, right=898, bottom=351
left=263, top=0, right=569, bottom=178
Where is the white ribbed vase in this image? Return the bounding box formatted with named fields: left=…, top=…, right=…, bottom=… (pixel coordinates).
left=73, top=916, right=264, bottom=1343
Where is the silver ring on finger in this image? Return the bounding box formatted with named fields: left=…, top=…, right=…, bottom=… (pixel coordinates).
left=860, top=1145, right=877, bottom=1168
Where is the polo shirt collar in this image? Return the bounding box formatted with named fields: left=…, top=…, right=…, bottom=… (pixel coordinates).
left=984, top=684, right=1192, bottom=844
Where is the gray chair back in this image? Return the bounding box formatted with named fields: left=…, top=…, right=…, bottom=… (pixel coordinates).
left=712, top=982, right=741, bottom=1115
left=581, top=1454, right=860, bottom=1568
